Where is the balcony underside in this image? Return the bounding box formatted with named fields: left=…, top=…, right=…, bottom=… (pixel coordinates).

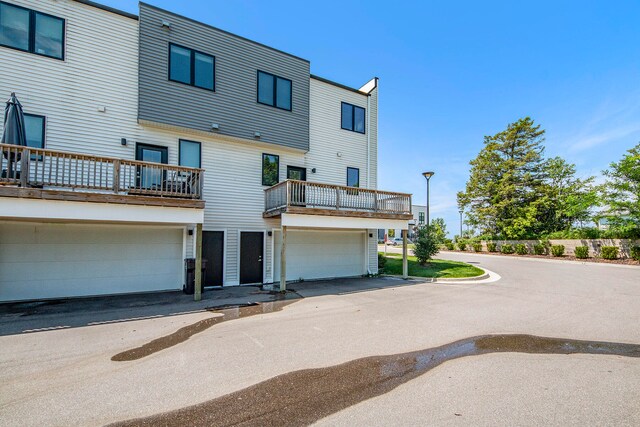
left=263, top=205, right=412, bottom=220
left=0, top=186, right=205, bottom=209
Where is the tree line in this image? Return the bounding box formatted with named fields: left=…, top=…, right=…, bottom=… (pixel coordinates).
left=456, top=117, right=640, bottom=240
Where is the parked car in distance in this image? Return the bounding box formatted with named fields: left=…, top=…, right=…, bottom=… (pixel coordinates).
left=387, top=237, right=404, bottom=246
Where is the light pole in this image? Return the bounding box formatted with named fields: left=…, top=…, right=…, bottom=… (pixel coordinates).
left=459, top=209, right=463, bottom=239
left=422, top=171, right=434, bottom=228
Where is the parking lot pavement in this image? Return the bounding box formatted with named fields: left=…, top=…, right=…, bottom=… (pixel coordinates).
left=1, top=258, right=639, bottom=426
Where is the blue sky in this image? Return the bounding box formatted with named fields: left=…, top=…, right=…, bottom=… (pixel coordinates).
left=102, top=0, right=640, bottom=235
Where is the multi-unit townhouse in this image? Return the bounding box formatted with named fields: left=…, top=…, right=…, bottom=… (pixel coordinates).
left=380, top=204, right=427, bottom=241
left=0, top=0, right=412, bottom=302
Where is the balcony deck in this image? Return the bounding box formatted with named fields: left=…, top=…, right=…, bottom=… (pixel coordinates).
left=264, top=180, right=412, bottom=220
left=0, top=143, right=204, bottom=208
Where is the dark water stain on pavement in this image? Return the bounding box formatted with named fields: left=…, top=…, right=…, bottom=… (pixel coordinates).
left=109, top=334, right=640, bottom=427
left=111, top=301, right=297, bottom=362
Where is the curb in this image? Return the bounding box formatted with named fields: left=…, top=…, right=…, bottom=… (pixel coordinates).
left=440, top=250, right=640, bottom=270
left=381, top=270, right=491, bottom=283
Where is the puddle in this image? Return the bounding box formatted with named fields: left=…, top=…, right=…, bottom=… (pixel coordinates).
left=111, top=301, right=297, bottom=362
left=109, top=334, right=639, bottom=426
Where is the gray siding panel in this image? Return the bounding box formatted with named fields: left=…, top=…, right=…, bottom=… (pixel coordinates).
left=138, top=4, right=310, bottom=151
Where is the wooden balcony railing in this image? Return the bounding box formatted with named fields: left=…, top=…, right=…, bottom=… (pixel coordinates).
left=0, top=143, right=204, bottom=200
left=264, top=180, right=412, bottom=219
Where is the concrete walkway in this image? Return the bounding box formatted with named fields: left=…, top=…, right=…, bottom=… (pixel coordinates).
left=0, top=277, right=422, bottom=336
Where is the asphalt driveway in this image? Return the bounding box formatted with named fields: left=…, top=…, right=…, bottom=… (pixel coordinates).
left=1, top=255, right=639, bottom=426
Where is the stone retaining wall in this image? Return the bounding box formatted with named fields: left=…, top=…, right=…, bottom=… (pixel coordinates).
left=468, top=239, right=640, bottom=258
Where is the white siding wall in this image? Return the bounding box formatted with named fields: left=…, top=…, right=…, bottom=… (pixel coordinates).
left=307, top=78, right=376, bottom=189
left=0, top=0, right=140, bottom=158
left=0, top=0, right=382, bottom=283
left=135, top=125, right=304, bottom=285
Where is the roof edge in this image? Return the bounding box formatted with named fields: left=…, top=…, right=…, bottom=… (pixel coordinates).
left=139, top=2, right=310, bottom=64
left=310, top=74, right=372, bottom=96
left=72, top=0, right=138, bottom=20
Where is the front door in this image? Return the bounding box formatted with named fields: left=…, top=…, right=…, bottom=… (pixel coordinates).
left=135, top=143, right=168, bottom=189
left=203, top=231, right=224, bottom=287
left=240, top=232, right=264, bottom=284
left=287, top=166, right=306, bottom=181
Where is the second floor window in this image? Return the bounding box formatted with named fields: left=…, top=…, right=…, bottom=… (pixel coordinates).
left=179, top=139, right=201, bottom=168
left=0, top=2, right=64, bottom=60
left=418, top=212, right=425, bottom=224
left=341, top=102, right=365, bottom=134
left=262, top=153, right=279, bottom=186
left=169, top=44, right=215, bottom=91
left=257, top=71, right=292, bottom=111
left=347, top=167, right=360, bottom=188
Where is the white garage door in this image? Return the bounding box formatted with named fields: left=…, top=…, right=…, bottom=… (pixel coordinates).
left=0, top=222, right=184, bottom=302
left=274, top=230, right=365, bottom=281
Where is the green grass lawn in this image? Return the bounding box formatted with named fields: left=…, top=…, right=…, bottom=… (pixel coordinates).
left=380, top=252, right=484, bottom=278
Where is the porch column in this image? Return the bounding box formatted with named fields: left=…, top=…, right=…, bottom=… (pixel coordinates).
left=194, top=223, right=203, bottom=301
left=402, top=229, right=408, bottom=279
left=280, top=226, right=287, bottom=292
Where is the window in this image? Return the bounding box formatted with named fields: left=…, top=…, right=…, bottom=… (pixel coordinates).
left=347, top=167, right=359, bottom=188
left=418, top=212, right=425, bottom=224
left=179, top=139, right=201, bottom=168
left=257, top=71, right=292, bottom=110
left=0, top=2, right=64, bottom=59
left=169, top=43, right=215, bottom=91
left=262, top=153, right=279, bottom=186
left=341, top=102, right=366, bottom=134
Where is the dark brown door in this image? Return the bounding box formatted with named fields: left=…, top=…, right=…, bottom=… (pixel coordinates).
left=287, top=166, right=306, bottom=181
left=135, top=143, right=168, bottom=189
left=202, top=231, right=224, bottom=287
left=287, top=166, right=307, bottom=205
left=240, top=232, right=263, bottom=284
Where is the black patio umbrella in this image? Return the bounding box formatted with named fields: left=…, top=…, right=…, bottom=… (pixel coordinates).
left=1, top=92, right=27, bottom=179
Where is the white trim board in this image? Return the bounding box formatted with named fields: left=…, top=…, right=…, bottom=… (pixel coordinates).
left=281, top=213, right=409, bottom=230
left=0, top=197, right=204, bottom=224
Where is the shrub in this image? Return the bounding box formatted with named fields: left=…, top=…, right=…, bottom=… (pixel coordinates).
left=472, top=242, right=483, bottom=252
left=574, top=246, right=589, bottom=259
left=377, top=252, right=387, bottom=270
left=533, top=244, right=547, bottom=255
left=413, top=226, right=440, bottom=265
left=631, top=246, right=640, bottom=261
left=501, top=244, right=514, bottom=254
left=551, top=245, right=565, bottom=257
left=600, top=246, right=619, bottom=260
left=515, top=244, right=528, bottom=255
left=457, top=241, right=467, bottom=251
left=486, top=242, right=498, bottom=252
left=444, top=241, right=455, bottom=250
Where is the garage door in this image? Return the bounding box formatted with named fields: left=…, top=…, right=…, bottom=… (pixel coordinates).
left=274, top=230, right=365, bottom=281
left=0, top=222, right=184, bottom=302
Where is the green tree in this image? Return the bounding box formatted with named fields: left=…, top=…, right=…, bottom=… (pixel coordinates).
left=457, top=117, right=546, bottom=238
left=538, top=157, right=598, bottom=231
left=412, top=225, right=440, bottom=265
left=601, top=142, right=640, bottom=235
left=429, top=217, right=447, bottom=243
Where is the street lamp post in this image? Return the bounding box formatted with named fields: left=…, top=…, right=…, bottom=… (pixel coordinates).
left=422, top=171, right=434, bottom=228
left=459, top=209, right=463, bottom=239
